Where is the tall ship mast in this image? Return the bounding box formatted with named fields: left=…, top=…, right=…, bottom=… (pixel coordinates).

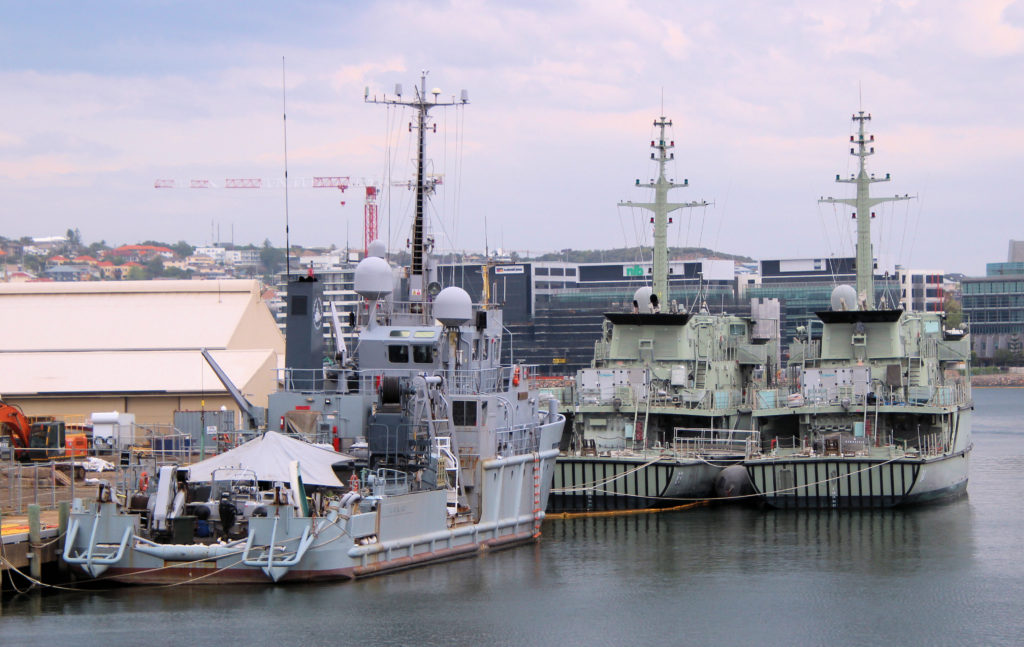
left=550, top=114, right=772, bottom=513
left=736, top=111, right=973, bottom=509
left=819, top=111, right=912, bottom=310
left=364, top=72, right=467, bottom=315
left=619, top=116, right=708, bottom=310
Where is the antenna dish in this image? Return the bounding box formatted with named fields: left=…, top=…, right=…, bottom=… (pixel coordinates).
left=831, top=284, right=858, bottom=311
left=354, top=256, right=393, bottom=299
left=433, top=287, right=472, bottom=326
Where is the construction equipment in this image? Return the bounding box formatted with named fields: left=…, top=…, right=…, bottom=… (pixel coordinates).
left=0, top=400, right=88, bottom=461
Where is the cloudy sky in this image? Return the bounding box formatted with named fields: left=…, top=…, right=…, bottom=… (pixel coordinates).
left=2, top=0, right=1021, bottom=274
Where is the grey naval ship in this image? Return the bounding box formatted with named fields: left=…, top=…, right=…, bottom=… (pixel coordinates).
left=63, top=73, right=565, bottom=584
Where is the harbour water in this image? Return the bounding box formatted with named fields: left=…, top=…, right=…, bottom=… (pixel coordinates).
left=3, top=388, right=1022, bottom=646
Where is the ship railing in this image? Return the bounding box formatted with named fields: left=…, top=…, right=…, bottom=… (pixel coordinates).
left=1, top=458, right=91, bottom=514
left=748, top=381, right=972, bottom=411
left=575, top=384, right=645, bottom=407
left=495, top=424, right=541, bottom=457
left=649, top=389, right=741, bottom=411
left=748, top=387, right=785, bottom=410
left=760, top=431, right=953, bottom=457
left=360, top=298, right=498, bottom=327
left=449, top=367, right=504, bottom=394
left=578, top=387, right=741, bottom=412
left=366, top=468, right=409, bottom=496
left=668, top=428, right=761, bottom=460
left=275, top=366, right=509, bottom=396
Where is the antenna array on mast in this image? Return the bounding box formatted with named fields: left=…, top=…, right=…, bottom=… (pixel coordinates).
left=818, top=111, right=914, bottom=310
left=619, top=116, right=709, bottom=310
left=365, top=71, right=468, bottom=308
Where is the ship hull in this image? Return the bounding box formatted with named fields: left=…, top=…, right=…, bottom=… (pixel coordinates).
left=744, top=449, right=969, bottom=510
left=549, top=455, right=727, bottom=513
left=64, top=418, right=564, bottom=585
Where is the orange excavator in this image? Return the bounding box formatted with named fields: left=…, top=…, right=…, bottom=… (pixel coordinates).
left=0, top=399, right=88, bottom=461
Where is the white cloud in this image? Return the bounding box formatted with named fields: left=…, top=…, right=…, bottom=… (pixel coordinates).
left=0, top=0, right=1020, bottom=273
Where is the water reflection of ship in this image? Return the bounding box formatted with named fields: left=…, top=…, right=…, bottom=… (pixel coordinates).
left=545, top=499, right=972, bottom=577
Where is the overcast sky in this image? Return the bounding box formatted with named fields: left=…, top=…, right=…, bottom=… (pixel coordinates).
left=2, top=0, right=1021, bottom=274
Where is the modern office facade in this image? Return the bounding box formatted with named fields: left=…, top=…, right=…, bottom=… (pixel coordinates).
left=962, top=261, right=1024, bottom=360
left=744, top=257, right=903, bottom=342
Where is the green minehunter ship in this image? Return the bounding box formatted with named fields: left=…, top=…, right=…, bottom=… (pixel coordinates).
left=733, top=111, right=972, bottom=509
left=551, top=116, right=774, bottom=513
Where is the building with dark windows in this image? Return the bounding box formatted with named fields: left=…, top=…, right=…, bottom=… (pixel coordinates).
left=744, top=257, right=901, bottom=342
left=962, top=261, right=1024, bottom=360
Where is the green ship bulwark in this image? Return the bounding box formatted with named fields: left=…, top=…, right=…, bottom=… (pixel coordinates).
left=744, top=449, right=969, bottom=509
left=550, top=455, right=722, bottom=512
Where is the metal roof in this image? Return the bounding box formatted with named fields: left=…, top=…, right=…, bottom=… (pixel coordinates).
left=0, top=279, right=279, bottom=352
left=0, top=280, right=283, bottom=398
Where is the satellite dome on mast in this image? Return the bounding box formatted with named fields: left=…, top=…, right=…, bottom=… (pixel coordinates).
left=633, top=286, right=654, bottom=313
left=433, top=287, right=473, bottom=326
left=354, top=256, right=393, bottom=300
left=830, top=284, right=858, bottom=311
left=366, top=239, right=387, bottom=259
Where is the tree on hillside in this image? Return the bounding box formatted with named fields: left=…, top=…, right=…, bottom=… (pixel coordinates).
left=62, top=228, right=83, bottom=256
left=943, top=295, right=963, bottom=328
left=171, top=240, right=194, bottom=258
left=260, top=238, right=285, bottom=276
left=146, top=256, right=164, bottom=278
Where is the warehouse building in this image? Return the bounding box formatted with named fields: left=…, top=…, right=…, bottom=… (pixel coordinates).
left=0, top=280, right=284, bottom=425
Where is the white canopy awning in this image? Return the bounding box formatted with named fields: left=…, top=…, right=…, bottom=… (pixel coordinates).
left=186, top=431, right=354, bottom=488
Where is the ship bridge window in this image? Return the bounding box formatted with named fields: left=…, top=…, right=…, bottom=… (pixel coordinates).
left=414, top=331, right=435, bottom=338
left=388, top=345, right=409, bottom=363
left=730, top=324, right=746, bottom=336
left=452, top=400, right=478, bottom=426
left=389, top=330, right=411, bottom=337
left=413, top=345, right=434, bottom=364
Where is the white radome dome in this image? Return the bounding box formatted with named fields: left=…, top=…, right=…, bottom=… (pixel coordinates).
left=633, top=286, right=654, bottom=313
left=433, top=286, right=473, bottom=326
left=831, top=284, right=858, bottom=311
left=354, top=256, right=393, bottom=299
left=366, top=239, right=387, bottom=259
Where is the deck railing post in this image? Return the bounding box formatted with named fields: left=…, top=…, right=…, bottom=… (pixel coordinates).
left=28, top=503, right=41, bottom=580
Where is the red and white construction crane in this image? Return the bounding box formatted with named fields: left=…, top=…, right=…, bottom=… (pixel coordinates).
left=154, top=176, right=380, bottom=254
